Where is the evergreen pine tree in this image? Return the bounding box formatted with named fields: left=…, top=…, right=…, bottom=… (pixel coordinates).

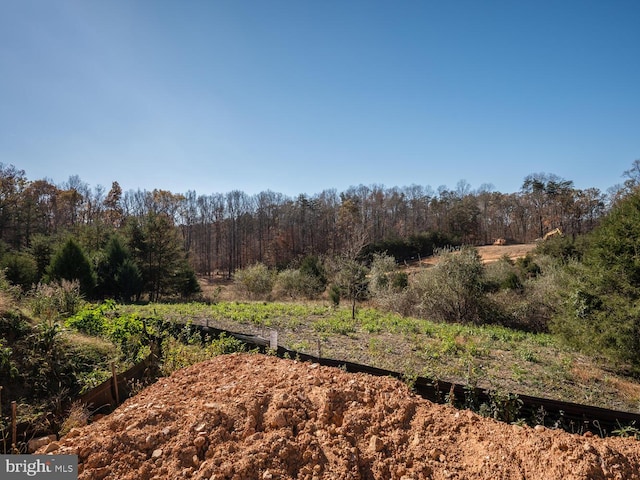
left=47, top=238, right=95, bottom=296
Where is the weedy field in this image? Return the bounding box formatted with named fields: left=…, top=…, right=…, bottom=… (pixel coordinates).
left=120, top=300, right=640, bottom=414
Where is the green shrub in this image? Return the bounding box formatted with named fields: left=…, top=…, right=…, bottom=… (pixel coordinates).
left=479, top=390, right=523, bottom=424
left=206, top=332, right=247, bottom=356
left=368, top=253, right=398, bottom=295
left=173, top=262, right=201, bottom=299
left=535, top=234, right=586, bottom=262
left=516, top=254, right=541, bottom=279
left=299, top=255, right=327, bottom=298
left=1, top=251, right=38, bottom=290
left=329, top=283, right=341, bottom=306
left=390, top=272, right=409, bottom=290
left=550, top=188, right=640, bottom=369
left=65, top=301, right=151, bottom=363
left=411, top=247, right=489, bottom=324
left=501, top=272, right=523, bottom=291
left=0, top=338, right=18, bottom=379
left=274, top=259, right=327, bottom=300
left=105, top=312, right=147, bottom=362
left=65, top=301, right=115, bottom=336
left=274, top=269, right=303, bottom=299
left=160, top=332, right=246, bottom=375
left=234, top=263, right=275, bottom=299
left=46, top=238, right=96, bottom=296
left=485, top=256, right=521, bottom=292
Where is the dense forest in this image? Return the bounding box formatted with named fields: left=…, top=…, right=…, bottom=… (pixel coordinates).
left=0, top=162, right=620, bottom=293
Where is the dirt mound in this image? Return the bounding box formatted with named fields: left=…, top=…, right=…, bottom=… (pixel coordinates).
left=43, top=354, right=640, bottom=479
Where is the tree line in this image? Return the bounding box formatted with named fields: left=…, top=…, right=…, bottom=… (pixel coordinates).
left=0, top=163, right=613, bottom=279
left=4, top=160, right=640, bottom=369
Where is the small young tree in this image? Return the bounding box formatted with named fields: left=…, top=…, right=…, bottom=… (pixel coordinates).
left=334, top=258, right=369, bottom=320
left=96, top=235, right=144, bottom=301
left=126, top=213, right=189, bottom=301
left=46, top=238, right=95, bottom=296
left=29, top=234, right=53, bottom=283
left=298, top=255, right=327, bottom=298
left=96, top=236, right=127, bottom=298
left=115, top=258, right=144, bottom=302
left=172, top=262, right=201, bottom=299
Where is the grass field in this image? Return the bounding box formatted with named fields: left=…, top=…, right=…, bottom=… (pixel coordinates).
left=120, top=300, right=640, bottom=414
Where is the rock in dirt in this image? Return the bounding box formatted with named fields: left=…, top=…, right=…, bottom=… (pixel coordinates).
left=41, top=353, right=640, bottom=479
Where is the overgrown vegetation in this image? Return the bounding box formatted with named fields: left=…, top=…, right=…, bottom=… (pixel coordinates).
left=6, top=161, right=640, bottom=447
left=118, top=299, right=640, bottom=417
left=0, top=300, right=119, bottom=421
left=0, top=292, right=250, bottom=451
left=360, top=231, right=459, bottom=263
left=551, top=187, right=640, bottom=372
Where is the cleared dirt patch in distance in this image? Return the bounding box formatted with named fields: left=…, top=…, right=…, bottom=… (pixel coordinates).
left=42, top=354, right=640, bottom=479
left=474, top=243, right=538, bottom=264
left=405, top=243, right=537, bottom=271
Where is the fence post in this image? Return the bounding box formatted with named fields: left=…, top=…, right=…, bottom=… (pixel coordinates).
left=111, top=363, right=120, bottom=405
left=11, top=401, right=17, bottom=453
left=0, top=387, right=4, bottom=453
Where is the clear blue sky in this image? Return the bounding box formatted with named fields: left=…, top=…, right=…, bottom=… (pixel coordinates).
left=1, top=0, right=639, bottom=197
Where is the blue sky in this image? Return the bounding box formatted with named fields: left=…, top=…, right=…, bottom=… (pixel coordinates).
left=1, top=1, right=639, bottom=197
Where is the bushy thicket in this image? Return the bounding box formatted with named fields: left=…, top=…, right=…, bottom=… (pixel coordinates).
left=488, top=254, right=571, bottom=333
left=273, top=256, right=328, bottom=300
left=234, top=263, right=276, bottom=299
left=1, top=251, right=38, bottom=290
left=65, top=300, right=156, bottom=364
left=551, top=188, right=640, bottom=371
left=0, top=305, right=118, bottom=418
left=410, top=247, right=489, bottom=324
left=0, top=216, right=200, bottom=303
left=360, top=231, right=459, bottom=263
left=365, top=246, right=567, bottom=333
left=235, top=256, right=328, bottom=301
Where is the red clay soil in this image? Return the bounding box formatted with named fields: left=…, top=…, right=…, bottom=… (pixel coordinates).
left=42, top=354, right=640, bottom=479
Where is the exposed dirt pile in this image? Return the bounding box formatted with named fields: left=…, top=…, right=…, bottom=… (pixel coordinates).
left=43, top=354, right=640, bottom=479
